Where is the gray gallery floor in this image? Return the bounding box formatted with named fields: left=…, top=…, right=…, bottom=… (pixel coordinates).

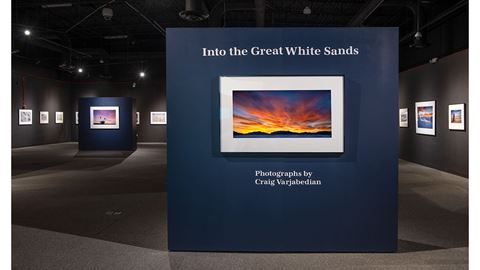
left=12, top=143, right=468, bottom=270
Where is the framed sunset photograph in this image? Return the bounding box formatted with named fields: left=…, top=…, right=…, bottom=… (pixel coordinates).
left=448, top=103, right=465, bottom=130
left=220, top=76, right=344, bottom=153
left=90, top=106, right=119, bottom=129
left=415, top=101, right=435, bottom=136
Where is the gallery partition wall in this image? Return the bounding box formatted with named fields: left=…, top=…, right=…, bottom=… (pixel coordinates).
left=11, top=60, right=167, bottom=148
left=167, top=28, right=398, bottom=252
left=399, top=50, right=468, bottom=177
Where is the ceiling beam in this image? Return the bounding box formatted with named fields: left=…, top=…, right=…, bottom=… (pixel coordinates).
left=347, top=0, right=384, bottom=26
left=65, top=0, right=116, bottom=33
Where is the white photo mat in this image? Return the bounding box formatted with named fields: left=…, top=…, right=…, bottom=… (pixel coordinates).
left=220, top=76, right=344, bottom=153
left=448, top=103, right=465, bottom=130
left=399, top=108, right=408, bottom=128
left=40, top=111, right=49, bottom=124
left=415, top=101, right=435, bottom=136
left=55, top=111, right=64, bottom=124
left=150, top=111, right=167, bottom=125
left=89, top=106, right=119, bottom=129
left=19, top=109, right=33, bottom=125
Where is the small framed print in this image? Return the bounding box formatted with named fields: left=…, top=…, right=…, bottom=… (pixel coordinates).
left=150, top=111, right=167, bottom=125
left=448, top=104, right=465, bottom=131
left=399, top=108, right=408, bottom=128
left=40, top=111, right=49, bottom=124
left=55, top=112, right=64, bottom=124
left=90, top=106, right=119, bottom=129
left=415, top=101, right=435, bottom=136
left=75, top=111, right=79, bottom=125
left=19, top=109, right=33, bottom=125
left=136, top=112, right=140, bottom=125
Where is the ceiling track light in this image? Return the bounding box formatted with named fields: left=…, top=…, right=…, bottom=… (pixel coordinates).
left=104, top=35, right=128, bottom=40
left=41, top=3, right=73, bottom=8
left=139, top=72, right=145, bottom=78
left=77, top=68, right=83, bottom=73
left=24, top=29, right=31, bottom=36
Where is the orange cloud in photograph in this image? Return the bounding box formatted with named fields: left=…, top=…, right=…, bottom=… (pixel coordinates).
left=233, top=90, right=331, bottom=137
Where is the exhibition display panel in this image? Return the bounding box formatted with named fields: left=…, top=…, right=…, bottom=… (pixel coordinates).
left=78, top=97, right=137, bottom=151
left=167, top=28, right=398, bottom=252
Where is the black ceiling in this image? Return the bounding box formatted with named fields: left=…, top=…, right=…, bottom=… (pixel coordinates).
left=12, top=0, right=468, bottom=77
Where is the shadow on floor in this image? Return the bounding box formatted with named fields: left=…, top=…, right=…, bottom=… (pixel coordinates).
left=397, top=239, right=445, bottom=253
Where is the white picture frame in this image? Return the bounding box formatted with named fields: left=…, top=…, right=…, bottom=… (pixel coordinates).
left=415, top=101, right=435, bottom=136
left=150, top=111, right=167, bottom=125
left=90, top=106, right=119, bottom=129
left=448, top=103, right=465, bottom=130
left=75, top=111, right=79, bottom=125
left=19, top=109, right=33, bottom=125
left=399, top=108, right=408, bottom=128
left=39, top=111, right=49, bottom=124
left=136, top=112, right=140, bottom=125
left=220, top=76, right=344, bottom=153
left=55, top=112, right=64, bottom=124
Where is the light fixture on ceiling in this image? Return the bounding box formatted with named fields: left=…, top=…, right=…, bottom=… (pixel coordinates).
left=104, top=35, right=128, bottom=40
left=24, top=29, right=31, bottom=36
left=139, top=72, right=145, bottom=78
left=102, top=7, right=114, bottom=21
left=41, top=3, right=72, bottom=8
left=410, top=31, right=426, bottom=48
left=179, top=0, right=209, bottom=21
left=303, top=6, right=312, bottom=15
left=77, top=68, right=83, bottom=73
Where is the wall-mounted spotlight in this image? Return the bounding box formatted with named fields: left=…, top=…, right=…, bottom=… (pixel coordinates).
left=24, top=29, right=31, bottom=36
left=139, top=72, right=145, bottom=78
left=77, top=68, right=84, bottom=73
left=429, top=57, right=438, bottom=64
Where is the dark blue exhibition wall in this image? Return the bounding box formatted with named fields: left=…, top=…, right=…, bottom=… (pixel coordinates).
left=78, top=97, right=136, bottom=151
left=167, top=28, right=398, bottom=252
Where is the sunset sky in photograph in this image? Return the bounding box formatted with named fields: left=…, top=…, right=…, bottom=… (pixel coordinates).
left=233, top=90, right=331, bottom=135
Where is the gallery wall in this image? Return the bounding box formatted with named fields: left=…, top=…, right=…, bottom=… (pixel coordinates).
left=12, top=61, right=72, bottom=148
left=12, top=59, right=166, bottom=148
left=399, top=49, right=468, bottom=177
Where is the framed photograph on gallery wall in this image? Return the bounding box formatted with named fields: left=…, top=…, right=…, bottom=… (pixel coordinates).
left=55, top=112, right=64, bottom=124
left=39, top=111, right=49, bottom=124
left=448, top=103, right=465, bottom=130
left=399, top=108, right=408, bottom=128
left=136, top=112, right=140, bottom=125
left=90, top=106, right=119, bottom=129
left=220, top=76, right=344, bottom=153
left=415, top=101, right=435, bottom=136
left=18, top=109, right=33, bottom=125
left=150, top=112, right=167, bottom=125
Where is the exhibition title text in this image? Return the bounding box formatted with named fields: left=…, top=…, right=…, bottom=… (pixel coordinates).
left=202, top=46, right=359, bottom=57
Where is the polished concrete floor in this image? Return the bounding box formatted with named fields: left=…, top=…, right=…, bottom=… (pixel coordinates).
left=12, top=143, right=468, bottom=269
